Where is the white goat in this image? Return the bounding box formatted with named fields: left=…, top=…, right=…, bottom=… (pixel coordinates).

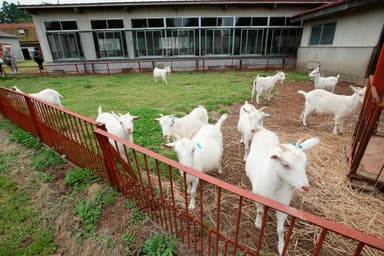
left=298, top=86, right=366, bottom=134
left=237, top=101, right=269, bottom=162
left=251, top=71, right=286, bottom=104
left=309, top=66, right=340, bottom=92
left=152, top=105, right=209, bottom=142
left=153, top=66, right=171, bottom=84
left=246, top=128, right=319, bottom=256
left=96, top=105, right=139, bottom=157
left=162, top=113, right=227, bottom=209
left=12, top=86, right=63, bottom=107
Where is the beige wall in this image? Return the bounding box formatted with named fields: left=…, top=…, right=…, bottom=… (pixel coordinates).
left=296, top=4, right=384, bottom=83
left=31, top=5, right=308, bottom=63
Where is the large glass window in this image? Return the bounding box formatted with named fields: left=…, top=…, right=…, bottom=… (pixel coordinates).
left=309, top=22, right=336, bottom=45
left=47, top=32, right=83, bottom=60
left=91, top=19, right=126, bottom=58
left=45, top=20, right=83, bottom=60
left=130, top=16, right=302, bottom=57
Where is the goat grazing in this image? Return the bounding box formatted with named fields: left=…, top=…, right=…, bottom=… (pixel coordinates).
left=12, top=86, right=64, bottom=107
left=237, top=101, right=269, bottom=162
left=309, top=66, right=340, bottom=92
left=251, top=71, right=285, bottom=104
left=298, top=86, right=366, bottom=134
left=153, top=66, right=171, bottom=84
left=152, top=105, right=209, bottom=142
left=96, top=105, right=139, bottom=157
left=246, top=128, right=319, bottom=255
left=162, top=113, right=227, bottom=209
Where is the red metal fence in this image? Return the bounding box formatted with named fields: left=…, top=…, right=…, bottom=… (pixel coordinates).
left=0, top=87, right=383, bottom=255
left=1, top=56, right=296, bottom=77
left=349, top=45, right=384, bottom=188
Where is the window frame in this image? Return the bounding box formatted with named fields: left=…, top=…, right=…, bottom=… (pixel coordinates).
left=309, top=22, right=336, bottom=45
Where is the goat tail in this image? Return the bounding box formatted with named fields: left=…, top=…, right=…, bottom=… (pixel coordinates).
left=215, top=113, right=228, bottom=129
left=297, top=90, right=307, bottom=97
left=98, top=105, right=103, bottom=115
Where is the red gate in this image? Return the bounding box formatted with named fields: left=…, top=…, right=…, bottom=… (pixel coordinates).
left=349, top=45, right=384, bottom=188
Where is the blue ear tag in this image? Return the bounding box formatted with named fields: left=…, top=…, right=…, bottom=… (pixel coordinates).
left=171, top=117, right=176, bottom=124
left=291, top=142, right=303, bottom=149
left=195, top=143, right=202, bottom=150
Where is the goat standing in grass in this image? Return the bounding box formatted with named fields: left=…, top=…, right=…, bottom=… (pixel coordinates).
left=251, top=71, right=285, bottom=104
left=12, top=86, right=64, bottom=108
left=162, top=113, right=227, bottom=209
left=298, top=86, right=366, bottom=134
left=309, top=66, right=340, bottom=93
left=96, top=105, right=139, bottom=159
left=246, top=128, right=319, bottom=256
left=153, top=66, right=171, bottom=84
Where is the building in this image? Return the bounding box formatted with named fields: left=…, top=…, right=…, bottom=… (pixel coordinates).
left=292, top=0, right=384, bottom=83
left=0, top=23, right=40, bottom=60
left=0, top=31, right=24, bottom=62
left=20, top=0, right=335, bottom=72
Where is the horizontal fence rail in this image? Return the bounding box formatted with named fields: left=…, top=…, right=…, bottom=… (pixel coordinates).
left=1, top=56, right=296, bottom=77
left=0, top=86, right=383, bottom=255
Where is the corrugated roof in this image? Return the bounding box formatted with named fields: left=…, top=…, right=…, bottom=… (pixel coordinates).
left=292, top=0, right=382, bottom=21
left=0, top=31, right=18, bottom=38
left=20, top=0, right=336, bottom=9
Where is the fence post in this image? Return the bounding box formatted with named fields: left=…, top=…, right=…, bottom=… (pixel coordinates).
left=94, top=123, right=120, bottom=191
left=24, top=96, right=43, bottom=141
left=75, top=64, right=79, bottom=75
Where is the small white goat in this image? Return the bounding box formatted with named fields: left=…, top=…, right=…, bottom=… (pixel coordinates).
left=152, top=105, right=209, bottom=142
left=251, top=71, right=285, bottom=104
left=162, top=113, right=228, bottom=209
left=12, top=86, right=63, bottom=107
left=237, top=101, right=269, bottom=162
left=298, top=86, right=366, bottom=134
left=96, top=105, right=139, bottom=157
left=246, top=128, right=319, bottom=256
left=309, top=66, right=340, bottom=92
left=153, top=66, right=171, bottom=84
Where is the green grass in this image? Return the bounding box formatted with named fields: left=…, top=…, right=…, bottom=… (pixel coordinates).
left=0, top=175, right=57, bottom=255
left=140, top=234, right=178, bottom=256
left=0, top=71, right=310, bottom=154
left=64, top=167, right=99, bottom=193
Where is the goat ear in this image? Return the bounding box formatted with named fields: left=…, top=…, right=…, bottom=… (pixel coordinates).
left=278, top=144, right=289, bottom=151
left=300, top=137, right=320, bottom=150
left=258, top=106, right=267, bottom=112
left=152, top=118, right=159, bottom=122
left=161, top=143, right=174, bottom=149
left=243, top=107, right=250, bottom=113
left=111, top=111, right=120, bottom=121
left=132, top=116, right=140, bottom=121
left=270, top=155, right=280, bottom=160
left=158, top=113, right=164, bottom=117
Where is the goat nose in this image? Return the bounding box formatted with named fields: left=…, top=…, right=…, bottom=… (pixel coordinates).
left=302, top=186, right=310, bottom=192
left=127, top=128, right=132, bottom=133
left=251, top=129, right=255, bottom=133
left=163, top=135, right=168, bottom=140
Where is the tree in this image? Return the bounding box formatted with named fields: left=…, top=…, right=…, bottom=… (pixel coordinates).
left=0, top=1, right=32, bottom=23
